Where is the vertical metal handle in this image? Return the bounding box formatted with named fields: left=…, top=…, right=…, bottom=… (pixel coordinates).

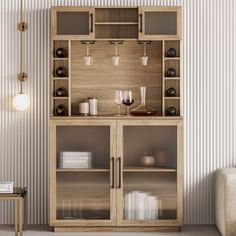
left=117, top=157, right=121, bottom=189
left=90, top=14, right=93, bottom=33
left=139, top=14, right=143, bottom=33
left=111, top=157, right=115, bottom=189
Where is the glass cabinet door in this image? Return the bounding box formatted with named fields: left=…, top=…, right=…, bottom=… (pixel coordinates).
left=50, top=120, right=116, bottom=226
left=139, top=7, right=181, bottom=40
left=51, top=7, right=95, bottom=40
left=116, top=120, right=183, bottom=226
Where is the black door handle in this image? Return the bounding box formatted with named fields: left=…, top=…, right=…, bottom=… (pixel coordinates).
left=139, top=14, right=143, bottom=33
left=111, top=157, right=115, bottom=189
left=90, top=14, right=93, bottom=33
left=118, top=157, right=121, bottom=189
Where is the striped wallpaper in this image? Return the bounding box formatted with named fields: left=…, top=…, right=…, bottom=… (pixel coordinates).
left=0, top=0, right=236, bottom=225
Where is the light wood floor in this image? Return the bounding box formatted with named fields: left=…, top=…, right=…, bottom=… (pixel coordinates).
left=0, top=225, right=220, bottom=236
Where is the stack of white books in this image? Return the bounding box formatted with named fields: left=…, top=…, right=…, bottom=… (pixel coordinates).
left=59, top=151, right=92, bottom=168
left=124, top=191, right=163, bottom=220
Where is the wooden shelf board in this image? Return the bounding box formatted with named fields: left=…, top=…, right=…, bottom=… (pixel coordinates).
left=95, top=22, right=138, bottom=25
left=123, top=167, right=177, bottom=172
left=95, top=38, right=138, bottom=41
left=53, top=97, right=69, bottom=100
left=164, top=97, right=180, bottom=100
left=164, top=77, right=180, bottom=80
left=56, top=168, right=109, bottom=172
left=164, top=57, right=180, bottom=60
left=52, top=77, right=69, bottom=80
left=53, top=58, right=69, bottom=61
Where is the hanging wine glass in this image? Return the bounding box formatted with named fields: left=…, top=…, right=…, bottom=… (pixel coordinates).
left=84, top=43, right=93, bottom=66
left=111, top=42, right=120, bottom=66
left=140, top=42, right=148, bottom=66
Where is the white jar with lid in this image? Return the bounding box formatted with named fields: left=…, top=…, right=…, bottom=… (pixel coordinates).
left=88, top=97, right=97, bottom=115
left=79, top=102, right=89, bottom=116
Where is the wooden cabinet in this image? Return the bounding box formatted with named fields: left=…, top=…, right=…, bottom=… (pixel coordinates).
left=50, top=118, right=183, bottom=231
left=50, top=6, right=183, bottom=232
left=51, top=7, right=95, bottom=40
left=50, top=119, right=117, bottom=226
left=138, top=7, right=182, bottom=40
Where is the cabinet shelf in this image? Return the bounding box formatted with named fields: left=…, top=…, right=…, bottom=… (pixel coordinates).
left=52, top=77, right=69, bottom=80
left=53, top=97, right=69, bottom=100
left=164, top=97, right=180, bottom=100
left=164, top=57, right=180, bottom=60
left=53, top=57, right=69, bottom=61
left=56, top=168, right=109, bottom=172
left=124, top=167, right=177, bottom=172
left=164, top=77, right=180, bottom=80
left=95, top=22, right=138, bottom=25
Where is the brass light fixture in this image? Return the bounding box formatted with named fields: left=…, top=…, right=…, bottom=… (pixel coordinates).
left=13, top=0, right=30, bottom=111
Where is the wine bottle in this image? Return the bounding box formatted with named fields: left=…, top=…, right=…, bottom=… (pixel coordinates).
left=166, top=68, right=176, bottom=77
left=55, top=48, right=67, bottom=58
left=166, top=87, right=176, bottom=97
left=55, top=104, right=68, bottom=116
left=166, top=106, right=177, bottom=116
left=165, top=48, right=176, bottom=57
left=55, top=66, right=67, bottom=77
left=54, top=87, right=67, bottom=97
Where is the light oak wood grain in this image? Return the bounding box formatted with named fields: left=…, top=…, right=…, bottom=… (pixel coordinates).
left=71, top=41, right=162, bottom=115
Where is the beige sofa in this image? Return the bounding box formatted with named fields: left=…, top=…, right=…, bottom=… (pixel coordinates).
left=215, top=168, right=236, bottom=236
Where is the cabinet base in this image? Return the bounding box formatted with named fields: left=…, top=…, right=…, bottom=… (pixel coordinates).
left=54, top=226, right=181, bottom=232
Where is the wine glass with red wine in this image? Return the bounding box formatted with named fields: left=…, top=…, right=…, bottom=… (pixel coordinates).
left=122, top=91, right=134, bottom=116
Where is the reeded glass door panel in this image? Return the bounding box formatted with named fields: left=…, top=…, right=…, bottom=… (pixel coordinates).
left=121, top=125, right=178, bottom=222
left=57, top=172, right=110, bottom=220
left=123, top=126, right=177, bottom=169
left=57, top=12, right=90, bottom=35
left=57, top=126, right=110, bottom=168
left=56, top=125, right=112, bottom=221
left=123, top=172, right=177, bottom=220
left=144, top=12, right=177, bottom=35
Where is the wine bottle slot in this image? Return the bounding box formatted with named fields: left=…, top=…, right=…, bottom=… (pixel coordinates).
left=166, top=68, right=176, bottom=77
left=165, top=48, right=176, bottom=57
left=55, top=47, right=67, bottom=58
left=54, top=87, right=68, bottom=97
left=166, top=87, right=176, bottom=97
left=55, top=66, right=67, bottom=77
left=166, top=106, right=177, bottom=116
left=55, top=104, right=68, bottom=116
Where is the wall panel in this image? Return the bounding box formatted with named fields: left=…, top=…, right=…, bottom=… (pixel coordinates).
left=0, top=0, right=235, bottom=225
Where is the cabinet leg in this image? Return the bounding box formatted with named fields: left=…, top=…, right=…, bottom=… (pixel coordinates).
left=19, top=198, right=23, bottom=236
left=15, top=199, right=18, bottom=236
left=23, top=194, right=27, bottom=230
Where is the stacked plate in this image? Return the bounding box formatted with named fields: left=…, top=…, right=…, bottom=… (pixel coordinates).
left=59, top=151, right=92, bottom=168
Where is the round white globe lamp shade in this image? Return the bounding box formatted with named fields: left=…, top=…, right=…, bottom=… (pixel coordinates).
left=13, top=93, right=30, bottom=111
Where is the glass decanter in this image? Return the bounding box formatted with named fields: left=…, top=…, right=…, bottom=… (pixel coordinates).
left=130, top=87, right=157, bottom=116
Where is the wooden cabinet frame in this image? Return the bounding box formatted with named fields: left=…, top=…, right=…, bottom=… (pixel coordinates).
left=50, top=119, right=117, bottom=226
left=50, top=5, right=183, bottom=232
left=139, top=6, right=182, bottom=40
left=116, top=119, right=183, bottom=226
left=51, top=7, right=95, bottom=40
left=50, top=118, right=183, bottom=230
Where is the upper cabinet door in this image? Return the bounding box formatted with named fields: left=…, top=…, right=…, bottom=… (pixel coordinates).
left=51, top=7, right=95, bottom=40
left=138, top=7, right=182, bottom=40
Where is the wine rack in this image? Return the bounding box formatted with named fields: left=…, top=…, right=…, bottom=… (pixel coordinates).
left=162, top=40, right=181, bottom=116
left=51, top=40, right=71, bottom=116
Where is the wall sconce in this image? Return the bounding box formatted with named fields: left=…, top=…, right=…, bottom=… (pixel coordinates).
left=13, top=0, right=30, bottom=111
left=82, top=41, right=95, bottom=66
